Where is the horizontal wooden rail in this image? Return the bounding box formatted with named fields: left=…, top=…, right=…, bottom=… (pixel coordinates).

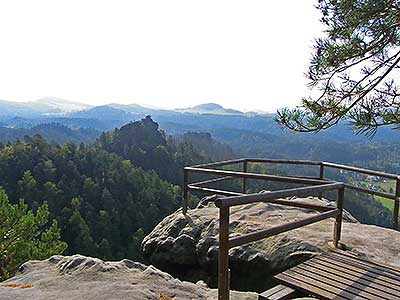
left=257, top=199, right=336, bottom=212
left=187, top=185, right=244, bottom=197
left=215, top=183, right=344, bottom=208
left=190, top=158, right=246, bottom=168
left=323, top=161, right=399, bottom=180
left=185, top=167, right=329, bottom=186
left=189, top=176, right=235, bottom=187
left=344, top=183, right=397, bottom=201
left=247, top=158, right=322, bottom=166
left=229, top=208, right=341, bottom=248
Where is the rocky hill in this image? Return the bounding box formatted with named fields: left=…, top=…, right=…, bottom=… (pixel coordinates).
left=142, top=196, right=400, bottom=292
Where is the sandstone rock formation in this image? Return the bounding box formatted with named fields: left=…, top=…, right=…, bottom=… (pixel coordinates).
left=142, top=196, right=400, bottom=292
left=0, top=255, right=258, bottom=300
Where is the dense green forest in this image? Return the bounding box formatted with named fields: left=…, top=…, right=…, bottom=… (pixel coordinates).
left=0, top=135, right=180, bottom=261
left=0, top=117, right=234, bottom=264
left=0, top=123, right=99, bottom=144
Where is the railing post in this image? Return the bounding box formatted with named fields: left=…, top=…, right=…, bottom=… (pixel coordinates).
left=242, top=160, right=248, bottom=194
left=318, top=163, right=324, bottom=199
left=333, top=187, right=344, bottom=247
left=183, top=168, right=189, bottom=215
left=393, top=178, right=400, bottom=230
left=218, top=206, right=230, bottom=300
left=319, top=163, right=324, bottom=180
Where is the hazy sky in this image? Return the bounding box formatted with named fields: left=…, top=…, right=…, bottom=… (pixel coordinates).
left=0, top=0, right=325, bottom=112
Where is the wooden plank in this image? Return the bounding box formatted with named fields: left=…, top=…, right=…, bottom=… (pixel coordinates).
left=343, top=183, right=397, bottom=201
left=187, top=185, right=244, bottom=197
left=314, top=255, right=400, bottom=287
left=294, top=263, right=399, bottom=299
left=315, top=255, right=400, bottom=288
left=327, top=251, right=400, bottom=277
left=275, top=273, right=348, bottom=300
left=258, top=285, right=296, bottom=300
left=189, top=176, right=234, bottom=187
left=189, top=158, right=246, bottom=168
left=310, top=255, right=400, bottom=293
left=331, top=250, right=400, bottom=274
left=246, top=158, right=322, bottom=166
left=259, top=285, right=287, bottom=298
left=302, top=259, right=400, bottom=298
left=275, top=252, right=400, bottom=300
left=322, top=161, right=399, bottom=179
left=324, top=252, right=400, bottom=281
left=269, top=286, right=297, bottom=300
left=287, top=268, right=384, bottom=300
left=255, top=198, right=336, bottom=212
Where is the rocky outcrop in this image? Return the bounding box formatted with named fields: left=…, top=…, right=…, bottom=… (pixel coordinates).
left=142, top=196, right=400, bottom=292
left=0, top=255, right=258, bottom=300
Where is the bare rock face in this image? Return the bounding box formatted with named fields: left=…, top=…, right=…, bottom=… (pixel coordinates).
left=0, top=255, right=257, bottom=300
left=142, top=196, right=400, bottom=292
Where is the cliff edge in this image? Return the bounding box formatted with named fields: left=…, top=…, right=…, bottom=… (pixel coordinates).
left=0, top=255, right=257, bottom=300
left=142, top=196, right=400, bottom=291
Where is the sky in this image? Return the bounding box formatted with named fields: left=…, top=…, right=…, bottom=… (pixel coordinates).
left=0, top=0, right=325, bottom=112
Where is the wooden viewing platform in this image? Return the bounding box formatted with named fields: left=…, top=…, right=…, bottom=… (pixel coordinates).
left=273, top=251, right=400, bottom=300
left=182, top=158, right=400, bottom=300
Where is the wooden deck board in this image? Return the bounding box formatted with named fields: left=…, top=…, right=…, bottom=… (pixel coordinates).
left=259, top=284, right=296, bottom=300
left=329, top=250, right=400, bottom=274
left=302, top=259, right=400, bottom=297
left=274, top=251, right=400, bottom=300
left=315, top=255, right=400, bottom=287
left=325, top=251, right=400, bottom=280
left=275, top=273, right=350, bottom=300
left=259, top=285, right=287, bottom=298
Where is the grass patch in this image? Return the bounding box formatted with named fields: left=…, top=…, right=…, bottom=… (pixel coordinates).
left=374, top=195, right=394, bottom=210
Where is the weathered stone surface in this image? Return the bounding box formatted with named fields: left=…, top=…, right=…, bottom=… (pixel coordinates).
left=142, top=196, right=400, bottom=292
left=0, top=255, right=258, bottom=300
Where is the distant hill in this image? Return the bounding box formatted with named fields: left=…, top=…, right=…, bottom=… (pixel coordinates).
left=0, top=98, right=249, bottom=118
left=108, top=102, right=246, bottom=116
left=177, top=103, right=245, bottom=115
left=69, top=105, right=136, bottom=121
left=34, top=97, right=92, bottom=113
left=0, top=99, right=56, bottom=117
left=0, top=98, right=92, bottom=117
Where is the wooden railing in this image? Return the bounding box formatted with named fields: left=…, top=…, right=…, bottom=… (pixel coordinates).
left=183, top=158, right=400, bottom=229
left=182, top=159, right=400, bottom=300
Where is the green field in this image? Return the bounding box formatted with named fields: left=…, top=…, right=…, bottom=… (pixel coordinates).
left=375, top=195, right=394, bottom=210
left=355, top=180, right=396, bottom=210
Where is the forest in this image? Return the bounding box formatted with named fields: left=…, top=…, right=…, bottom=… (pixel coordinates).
left=0, top=117, right=235, bottom=275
